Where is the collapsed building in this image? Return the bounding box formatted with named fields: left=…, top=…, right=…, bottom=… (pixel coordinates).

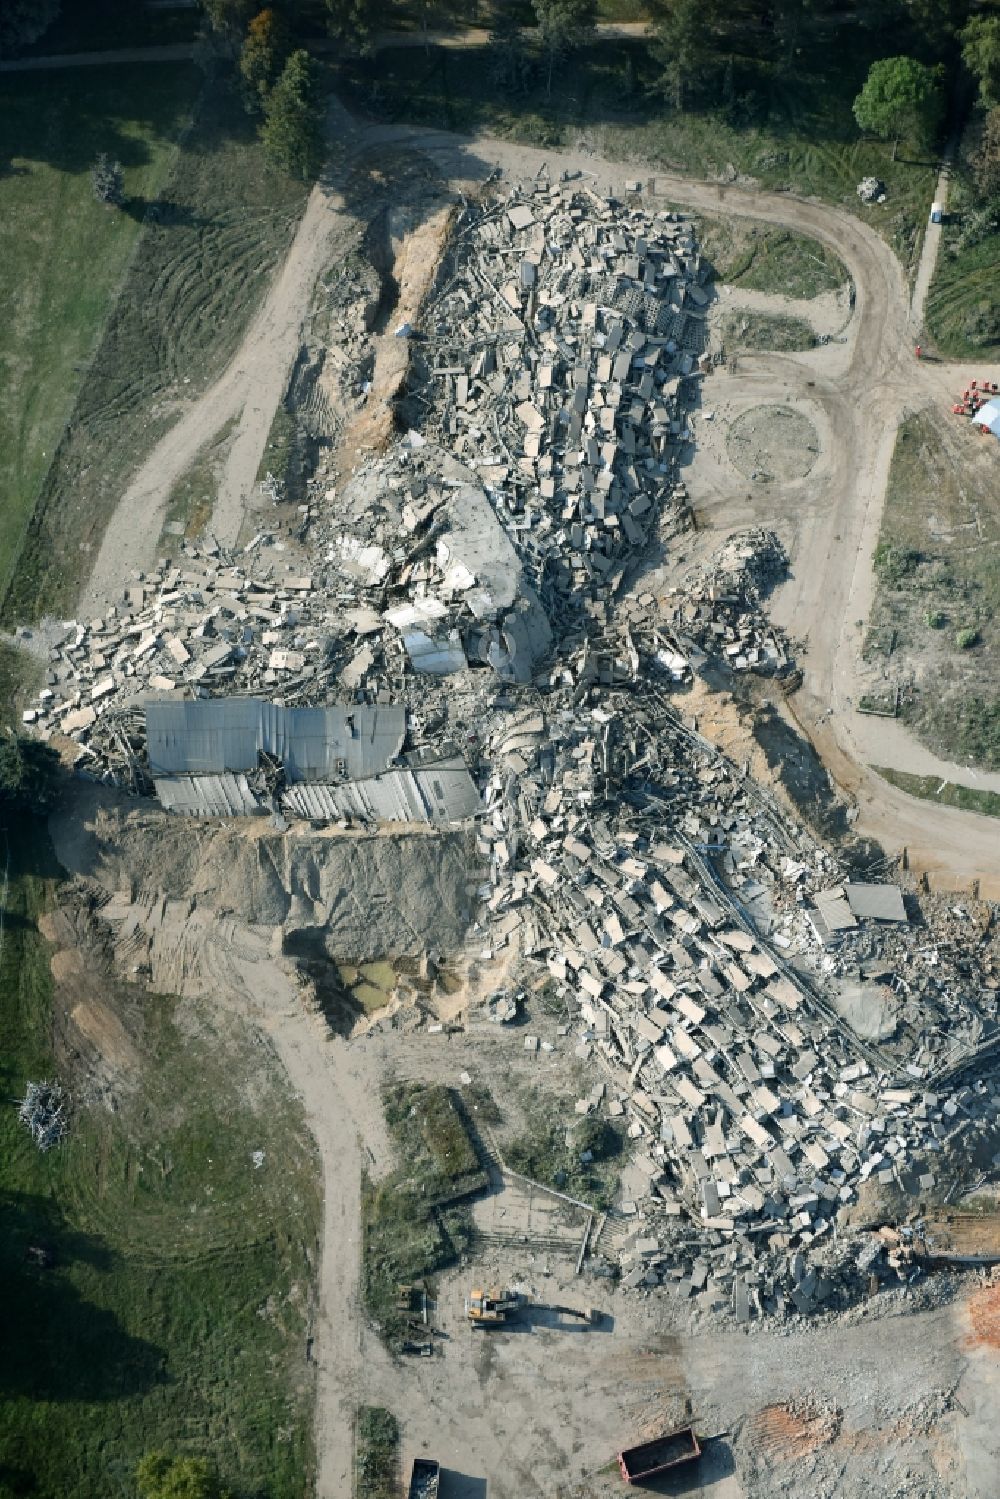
left=24, top=175, right=1000, bottom=1319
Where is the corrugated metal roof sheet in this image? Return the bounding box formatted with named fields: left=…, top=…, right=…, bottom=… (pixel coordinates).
left=155, top=773, right=266, bottom=817
left=146, top=699, right=405, bottom=781
left=282, top=758, right=481, bottom=824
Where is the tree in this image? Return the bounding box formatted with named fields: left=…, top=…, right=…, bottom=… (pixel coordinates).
left=327, top=0, right=382, bottom=55
left=90, top=153, right=125, bottom=206
left=261, top=49, right=325, bottom=179
left=239, top=7, right=292, bottom=113
left=0, top=0, right=60, bottom=58
left=651, top=0, right=717, bottom=111
left=771, top=0, right=812, bottom=70
left=962, top=16, right=1000, bottom=109
left=852, top=55, right=943, bottom=159
left=0, top=735, right=60, bottom=814
left=972, top=106, right=1000, bottom=202
left=532, top=0, right=595, bottom=99
left=488, top=3, right=532, bottom=93
left=136, top=1453, right=227, bottom=1499
left=201, top=0, right=257, bottom=43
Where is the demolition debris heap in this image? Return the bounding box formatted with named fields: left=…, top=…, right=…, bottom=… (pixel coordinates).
left=25, top=178, right=1000, bottom=1320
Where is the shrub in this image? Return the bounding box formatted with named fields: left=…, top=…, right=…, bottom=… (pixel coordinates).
left=91, top=153, right=124, bottom=207
left=926, top=609, right=946, bottom=628
left=956, top=626, right=980, bottom=648
left=874, top=542, right=922, bottom=585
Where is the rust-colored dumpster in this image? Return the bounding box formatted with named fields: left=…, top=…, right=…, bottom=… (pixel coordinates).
left=617, top=1425, right=701, bottom=1484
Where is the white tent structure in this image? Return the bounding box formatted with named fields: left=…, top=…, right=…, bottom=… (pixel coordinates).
left=972, top=399, right=1000, bottom=437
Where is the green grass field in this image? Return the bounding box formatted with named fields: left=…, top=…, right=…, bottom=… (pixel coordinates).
left=697, top=217, right=847, bottom=298
left=924, top=121, right=1000, bottom=360
left=866, top=412, right=1000, bottom=770
left=0, top=64, right=200, bottom=612
left=873, top=765, right=1000, bottom=819
left=0, top=818, right=320, bottom=1498
left=1, top=68, right=311, bottom=624
left=720, top=310, right=817, bottom=352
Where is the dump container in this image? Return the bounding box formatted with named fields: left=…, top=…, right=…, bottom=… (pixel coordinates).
left=617, top=1426, right=701, bottom=1484
left=407, top=1457, right=440, bottom=1499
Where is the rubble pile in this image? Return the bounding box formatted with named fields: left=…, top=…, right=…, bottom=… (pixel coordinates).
left=478, top=684, right=1000, bottom=1318
left=857, top=176, right=887, bottom=204
left=18, top=1080, right=68, bottom=1152
left=22, top=543, right=358, bottom=781
left=665, top=528, right=794, bottom=676
left=410, top=179, right=706, bottom=629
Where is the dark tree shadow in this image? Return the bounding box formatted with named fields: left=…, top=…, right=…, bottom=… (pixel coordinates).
left=0, top=1188, right=166, bottom=1403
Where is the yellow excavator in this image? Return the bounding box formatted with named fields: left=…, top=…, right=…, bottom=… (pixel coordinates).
left=465, top=1285, right=520, bottom=1326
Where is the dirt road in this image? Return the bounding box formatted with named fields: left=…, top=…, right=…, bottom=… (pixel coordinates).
left=81, top=101, right=369, bottom=614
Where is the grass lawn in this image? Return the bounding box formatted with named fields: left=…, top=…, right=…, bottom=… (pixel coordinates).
left=2, top=70, right=311, bottom=625
left=924, top=116, right=1000, bottom=360
left=0, top=63, right=200, bottom=613
left=363, top=1082, right=484, bottom=1345
left=342, top=28, right=938, bottom=270
left=873, top=765, right=1000, bottom=819
left=865, top=411, right=1000, bottom=770
left=355, top=1406, right=400, bottom=1499
left=0, top=817, right=320, bottom=1498
left=720, top=310, right=816, bottom=352
left=697, top=216, right=847, bottom=298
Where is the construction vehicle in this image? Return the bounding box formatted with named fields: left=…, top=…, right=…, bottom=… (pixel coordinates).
left=465, top=1285, right=519, bottom=1326
left=407, top=1456, right=440, bottom=1499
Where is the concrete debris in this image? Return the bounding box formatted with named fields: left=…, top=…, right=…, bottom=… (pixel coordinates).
left=857, top=177, right=887, bottom=205
left=18, top=1080, right=69, bottom=1151
left=477, top=668, right=1000, bottom=1317
left=665, top=529, right=792, bottom=677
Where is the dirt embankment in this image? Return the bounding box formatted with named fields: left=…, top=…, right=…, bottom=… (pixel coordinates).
left=48, top=784, right=484, bottom=1042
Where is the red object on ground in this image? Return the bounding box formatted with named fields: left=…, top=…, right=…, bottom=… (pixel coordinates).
left=952, top=404, right=965, bottom=414
left=915, top=345, right=922, bottom=358
left=972, top=379, right=978, bottom=389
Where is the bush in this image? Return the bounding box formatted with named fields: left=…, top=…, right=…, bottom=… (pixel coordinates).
left=874, top=542, right=922, bottom=585
left=136, top=1453, right=227, bottom=1499
left=956, top=626, right=981, bottom=648
left=926, top=609, right=947, bottom=628
left=355, top=1407, right=398, bottom=1499
left=90, top=153, right=124, bottom=206
left=963, top=301, right=1000, bottom=347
